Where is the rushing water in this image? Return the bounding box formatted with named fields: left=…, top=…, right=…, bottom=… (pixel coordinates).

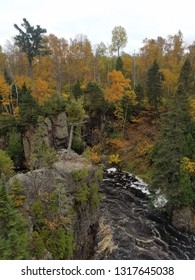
left=94, top=168, right=195, bottom=260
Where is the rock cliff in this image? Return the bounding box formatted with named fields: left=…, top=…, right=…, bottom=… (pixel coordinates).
left=22, top=112, right=69, bottom=163
left=9, top=153, right=102, bottom=259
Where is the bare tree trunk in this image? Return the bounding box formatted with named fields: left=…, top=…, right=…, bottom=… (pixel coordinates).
left=29, top=59, right=33, bottom=78
left=122, top=105, right=128, bottom=139
left=13, top=80, right=19, bottom=107
left=117, top=47, right=120, bottom=57
left=67, top=124, right=74, bottom=152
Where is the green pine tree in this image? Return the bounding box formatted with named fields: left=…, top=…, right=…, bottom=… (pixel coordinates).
left=151, top=59, right=195, bottom=209
left=0, top=149, right=14, bottom=179
left=14, top=18, right=50, bottom=77
left=146, top=59, right=164, bottom=110
left=115, top=56, right=124, bottom=73
left=84, top=81, right=105, bottom=118
left=0, top=181, right=29, bottom=259
left=134, top=83, right=145, bottom=111
left=72, top=79, right=83, bottom=99
left=18, top=83, right=40, bottom=129
left=7, top=130, right=24, bottom=168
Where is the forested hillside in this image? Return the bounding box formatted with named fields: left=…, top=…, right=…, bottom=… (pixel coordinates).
left=0, top=19, right=195, bottom=258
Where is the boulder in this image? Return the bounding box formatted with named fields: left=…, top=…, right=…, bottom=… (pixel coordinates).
left=172, top=207, right=195, bottom=233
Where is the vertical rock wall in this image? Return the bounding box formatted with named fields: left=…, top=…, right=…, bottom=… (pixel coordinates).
left=9, top=156, right=101, bottom=259
left=22, top=112, right=69, bottom=163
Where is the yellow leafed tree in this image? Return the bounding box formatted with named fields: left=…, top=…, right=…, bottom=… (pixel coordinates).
left=32, top=78, right=55, bottom=105
left=105, top=70, right=135, bottom=103
left=0, top=75, right=12, bottom=115
left=160, top=68, right=179, bottom=97
left=105, top=70, right=136, bottom=134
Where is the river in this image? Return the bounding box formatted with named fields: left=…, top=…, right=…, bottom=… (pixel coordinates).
left=94, top=168, right=195, bottom=260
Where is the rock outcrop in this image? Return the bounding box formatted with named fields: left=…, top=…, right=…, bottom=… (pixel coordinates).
left=9, top=154, right=102, bottom=259
left=171, top=207, right=195, bottom=234
left=22, top=112, right=69, bottom=163
left=51, top=112, right=69, bottom=148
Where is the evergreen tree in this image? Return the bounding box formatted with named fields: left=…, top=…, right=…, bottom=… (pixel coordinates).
left=0, top=181, right=29, bottom=259
left=116, top=57, right=124, bottom=72
left=134, top=83, right=145, bottom=111
left=83, top=82, right=106, bottom=144
left=0, top=150, right=29, bottom=260
left=0, top=149, right=14, bottom=179
left=84, top=81, right=105, bottom=118
left=146, top=59, right=163, bottom=110
left=18, top=83, right=40, bottom=129
left=151, top=59, right=195, bottom=209
left=72, top=79, right=83, bottom=99
left=14, top=18, right=50, bottom=77
left=177, top=58, right=194, bottom=95
left=7, top=131, right=24, bottom=169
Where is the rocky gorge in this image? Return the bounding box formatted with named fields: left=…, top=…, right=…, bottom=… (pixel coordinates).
left=3, top=111, right=195, bottom=260
left=10, top=160, right=195, bottom=260
left=9, top=151, right=102, bottom=259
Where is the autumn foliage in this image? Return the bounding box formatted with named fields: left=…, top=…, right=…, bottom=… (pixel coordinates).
left=0, top=21, right=194, bottom=211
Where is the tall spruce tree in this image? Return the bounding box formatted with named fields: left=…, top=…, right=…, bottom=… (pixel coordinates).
left=72, top=79, right=83, bottom=99
left=151, top=59, right=195, bottom=209
left=0, top=182, right=29, bottom=259
left=116, top=57, right=124, bottom=73
left=146, top=59, right=163, bottom=110
left=83, top=82, right=105, bottom=144
left=0, top=152, right=29, bottom=259
left=134, top=83, right=145, bottom=111
left=18, top=83, right=40, bottom=129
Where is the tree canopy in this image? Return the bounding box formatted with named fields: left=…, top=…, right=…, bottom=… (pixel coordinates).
left=111, top=26, right=128, bottom=57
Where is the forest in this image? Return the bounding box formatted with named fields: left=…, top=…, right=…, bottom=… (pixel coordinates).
left=0, top=19, right=195, bottom=259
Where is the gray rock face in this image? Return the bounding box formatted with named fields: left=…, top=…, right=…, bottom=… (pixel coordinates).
left=22, top=112, right=69, bottom=163
left=10, top=157, right=100, bottom=259
left=22, top=125, right=35, bottom=162
left=172, top=207, right=195, bottom=233
left=52, top=112, right=69, bottom=147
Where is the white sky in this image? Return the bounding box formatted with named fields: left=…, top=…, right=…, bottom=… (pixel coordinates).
left=1, top=0, right=195, bottom=54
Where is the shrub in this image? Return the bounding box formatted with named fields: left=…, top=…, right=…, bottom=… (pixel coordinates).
left=9, top=178, right=25, bottom=208
left=7, top=131, right=24, bottom=163
left=0, top=182, right=29, bottom=259
left=83, top=147, right=101, bottom=164
left=108, top=153, right=121, bottom=165
left=0, top=149, right=14, bottom=179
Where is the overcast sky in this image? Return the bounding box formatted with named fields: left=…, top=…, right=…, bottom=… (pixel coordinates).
left=1, top=0, right=195, bottom=53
